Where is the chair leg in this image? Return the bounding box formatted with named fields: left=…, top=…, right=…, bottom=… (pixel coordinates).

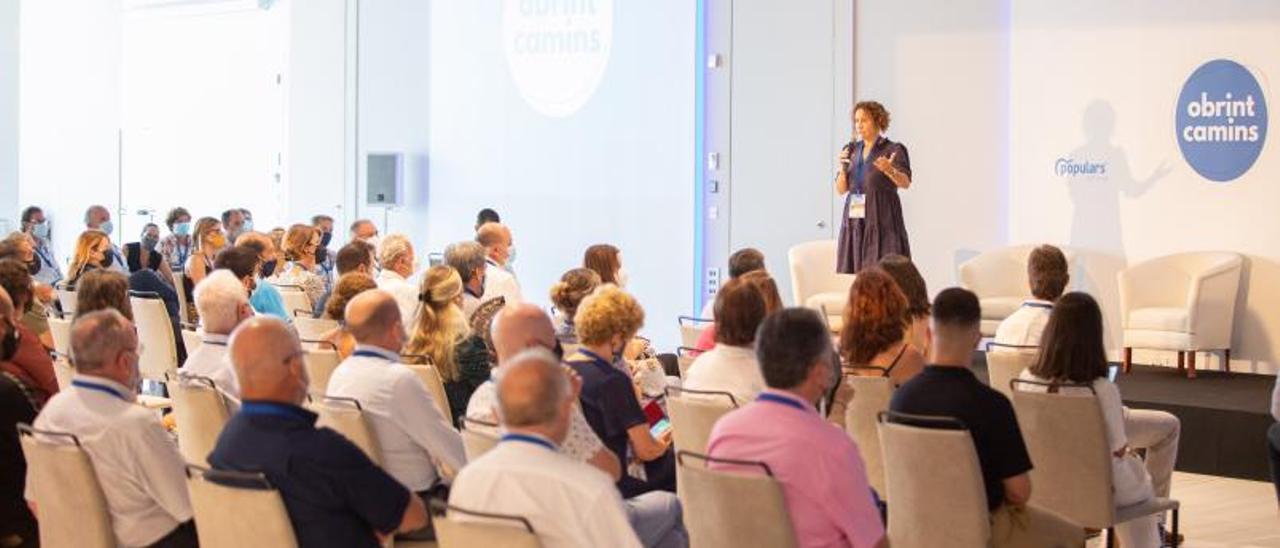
left=1105, top=526, right=1115, bottom=548
left=1172, top=507, right=1180, bottom=546
left=1123, top=347, right=1133, bottom=373
left=1186, top=352, right=1197, bottom=379
left=1223, top=349, right=1231, bottom=372
left=1176, top=351, right=1185, bottom=371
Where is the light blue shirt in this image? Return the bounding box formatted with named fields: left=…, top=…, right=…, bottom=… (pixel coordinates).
left=251, top=281, right=293, bottom=324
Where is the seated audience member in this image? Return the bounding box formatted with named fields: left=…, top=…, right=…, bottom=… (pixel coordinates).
left=312, top=215, right=337, bottom=275
left=74, top=269, right=134, bottom=320
left=878, top=254, right=931, bottom=354
left=839, top=267, right=927, bottom=385
left=159, top=207, right=193, bottom=272
left=0, top=242, right=55, bottom=350
left=0, top=366, right=38, bottom=546
left=268, top=227, right=286, bottom=256
left=449, top=349, right=651, bottom=548
left=181, top=270, right=254, bottom=407
left=82, top=205, right=128, bottom=273
left=1020, top=292, right=1179, bottom=548
left=706, top=308, right=886, bottom=548
left=693, top=270, right=783, bottom=352
left=326, top=291, right=465, bottom=539
left=231, top=234, right=291, bottom=322
left=698, top=247, right=766, bottom=319
left=20, top=206, right=63, bottom=286
left=474, top=208, right=500, bottom=232
left=0, top=283, right=57, bottom=409
left=30, top=309, right=196, bottom=547
left=209, top=317, right=427, bottom=546
left=477, top=222, right=522, bottom=301
left=321, top=272, right=379, bottom=359
left=682, top=278, right=768, bottom=405
left=267, top=224, right=329, bottom=316
left=222, top=208, right=249, bottom=244
left=403, top=266, right=489, bottom=422
left=443, top=240, right=489, bottom=319
left=375, top=234, right=420, bottom=328
left=183, top=217, right=225, bottom=290
left=336, top=240, right=376, bottom=277
left=567, top=285, right=675, bottom=497
left=467, top=297, right=506, bottom=367
left=994, top=244, right=1068, bottom=348
left=65, top=229, right=117, bottom=288
left=549, top=268, right=602, bottom=344
left=123, top=223, right=176, bottom=285
left=349, top=219, right=380, bottom=247
left=583, top=244, right=627, bottom=287
left=890, top=288, right=1083, bottom=547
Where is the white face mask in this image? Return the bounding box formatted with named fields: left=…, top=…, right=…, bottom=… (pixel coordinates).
left=615, top=268, right=629, bottom=288
left=364, top=235, right=381, bottom=253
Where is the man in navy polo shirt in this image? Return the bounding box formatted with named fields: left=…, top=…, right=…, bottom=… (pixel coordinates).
left=208, top=317, right=427, bottom=547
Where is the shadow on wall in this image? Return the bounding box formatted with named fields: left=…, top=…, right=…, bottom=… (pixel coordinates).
left=1068, top=248, right=1127, bottom=359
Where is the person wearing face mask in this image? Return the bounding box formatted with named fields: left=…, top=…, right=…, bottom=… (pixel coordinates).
left=403, top=265, right=490, bottom=425
left=221, top=208, right=250, bottom=244
left=20, top=206, right=63, bottom=287
left=0, top=268, right=58, bottom=409
left=159, top=207, right=193, bottom=273
left=443, top=241, right=489, bottom=320
left=28, top=308, right=198, bottom=548
left=0, top=233, right=57, bottom=350
left=312, top=214, right=337, bottom=277
left=584, top=244, right=629, bottom=289
left=183, top=217, right=225, bottom=288
left=566, top=285, right=675, bottom=499
left=124, top=223, right=176, bottom=287
left=349, top=219, right=380, bottom=248
left=83, top=205, right=129, bottom=274
left=476, top=222, right=522, bottom=306
left=266, top=224, right=330, bottom=318
left=228, top=237, right=291, bottom=323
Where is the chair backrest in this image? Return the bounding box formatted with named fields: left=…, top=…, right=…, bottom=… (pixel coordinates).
left=1009, top=379, right=1114, bottom=528
left=172, top=271, right=190, bottom=324
left=677, top=451, right=797, bottom=548
left=315, top=395, right=382, bottom=464
left=429, top=498, right=542, bottom=548
left=878, top=412, right=990, bottom=548
left=675, top=347, right=699, bottom=378
left=51, top=353, right=75, bottom=390
left=302, top=348, right=341, bottom=395
left=841, top=375, right=893, bottom=497
left=181, top=328, right=204, bottom=354
left=460, top=417, right=501, bottom=461
left=787, top=240, right=854, bottom=307
left=404, top=361, right=454, bottom=426
left=274, top=286, right=313, bottom=319
left=294, top=316, right=340, bottom=341
left=665, top=386, right=738, bottom=454
left=166, top=374, right=231, bottom=467
left=186, top=465, right=298, bottom=548
left=49, top=316, right=72, bottom=356
left=131, top=292, right=179, bottom=382
left=677, top=316, right=712, bottom=348
left=18, top=425, right=116, bottom=548
left=984, top=343, right=1040, bottom=399
left=57, top=288, right=78, bottom=315
left=957, top=245, right=1037, bottom=299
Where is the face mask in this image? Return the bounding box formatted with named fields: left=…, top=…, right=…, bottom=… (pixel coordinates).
left=615, top=268, right=629, bottom=288
left=364, top=235, right=381, bottom=252
left=261, top=259, right=278, bottom=278
left=319, top=231, right=333, bottom=248
left=173, top=222, right=192, bottom=236
left=208, top=233, right=227, bottom=250
left=142, top=237, right=159, bottom=251
left=31, top=221, right=50, bottom=240
left=242, top=219, right=254, bottom=233
left=0, top=322, right=19, bottom=362
left=100, top=254, right=115, bottom=269
left=27, top=258, right=40, bottom=276
left=314, top=246, right=328, bottom=265
left=99, top=220, right=114, bottom=236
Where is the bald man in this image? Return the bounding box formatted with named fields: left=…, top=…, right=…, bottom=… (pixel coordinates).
left=326, top=291, right=464, bottom=540
left=476, top=222, right=522, bottom=305
left=450, top=349, right=643, bottom=548
left=209, top=317, right=426, bottom=547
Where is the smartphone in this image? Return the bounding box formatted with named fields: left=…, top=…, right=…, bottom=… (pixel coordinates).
left=650, top=418, right=672, bottom=438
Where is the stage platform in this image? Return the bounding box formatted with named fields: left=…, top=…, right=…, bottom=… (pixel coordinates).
left=972, top=355, right=1275, bottom=482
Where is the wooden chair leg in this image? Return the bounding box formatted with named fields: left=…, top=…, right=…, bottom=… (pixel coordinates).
left=1223, top=349, right=1231, bottom=372
left=1176, top=351, right=1185, bottom=371
left=1186, top=351, right=1197, bottom=379
left=1105, top=527, right=1115, bottom=548
left=1123, top=347, right=1133, bottom=373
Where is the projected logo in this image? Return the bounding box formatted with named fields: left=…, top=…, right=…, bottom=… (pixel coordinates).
left=1176, top=59, right=1268, bottom=182
left=503, top=0, right=613, bottom=118
left=1054, top=158, right=1108, bottom=178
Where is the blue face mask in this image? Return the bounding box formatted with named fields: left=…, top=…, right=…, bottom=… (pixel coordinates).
left=173, top=222, right=192, bottom=236
left=31, top=221, right=50, bottom=240
left=99, top=220, right=114, bottom=236
left=242, top=219, right=254, bottom=233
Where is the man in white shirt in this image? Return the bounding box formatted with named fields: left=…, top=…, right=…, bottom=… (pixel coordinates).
left=450, top=348, right=645, bottom=548
left=476, top=222, right=521, bottom=305
left=444, top=240, right=488, bottom=320
left=29, top=309, right=196, bottom=547
left=374, top=234, right=420, bottom=328
left=326, top=291, right=466, bottom=514
left=993, top=244, right=1068, bottom=348
left=181, top=270, right=253, bottom=408
left=684, top=278, right=767, bottom=405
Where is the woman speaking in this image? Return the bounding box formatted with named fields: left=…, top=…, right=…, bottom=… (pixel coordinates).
left=834, top=101, right=912, bottom=274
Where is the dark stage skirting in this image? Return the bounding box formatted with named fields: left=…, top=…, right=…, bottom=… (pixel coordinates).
left=973, top=355, right=1275, bottom=482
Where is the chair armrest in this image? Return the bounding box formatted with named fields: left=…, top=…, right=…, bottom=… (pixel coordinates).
left=1186, top=258, right=1242, bottom=348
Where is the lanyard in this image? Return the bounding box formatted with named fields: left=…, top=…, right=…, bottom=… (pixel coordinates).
left=501, top=433, right=556, bottom=451
left=576, top=348, right=614, bottom=370
left=757, top=392, right=807, bottom=412
left=72, top=379, right=130, bottom=402
left=352, top=349, right=396, bottom=361
left=35, top=245, right=57, bottom=268
left=1022, top=301, right=1053, bottom=310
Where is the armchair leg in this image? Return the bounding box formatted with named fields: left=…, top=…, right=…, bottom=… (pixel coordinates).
left=1187, top=352, right=1197, bottom=379
left=1105, top=527, right=1115, bottom=548
left=1123, top=347, right=1133, bottom=373
left=1223, top=349, right=1231, bottom=372
left=1177, top=351, right=1185, bottom=372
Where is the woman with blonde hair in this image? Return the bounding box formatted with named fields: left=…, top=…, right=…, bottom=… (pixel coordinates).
left=64, top=230, right=113, bottom=288
left=403, top=265, right=489, bottom=423
left=549, top=267, right=602, bottom=343
left=183, top=217, right=225, bottom=287
left=266, top=224, right=329, bottom=316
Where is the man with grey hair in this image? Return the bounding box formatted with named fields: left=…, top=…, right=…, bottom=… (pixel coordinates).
left=443, top=240, right=488, bottom=319
left=374, top=234, right=419, bottom=329
left=476, top=222, right=522, bottom=305
left=30, top=309, right=196, bottom=547
left=450, top=348, right=644, bottom=548
left=180, top=269, right=255, bottom=406
left=83, top=205, right=128, bottom=273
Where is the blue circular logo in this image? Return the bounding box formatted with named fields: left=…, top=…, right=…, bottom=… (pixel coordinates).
left=1175, top=59, right=1268, bottom=182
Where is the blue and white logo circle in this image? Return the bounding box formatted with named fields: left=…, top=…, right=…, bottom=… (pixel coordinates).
left=1176, top=59, right=1268, bottom=182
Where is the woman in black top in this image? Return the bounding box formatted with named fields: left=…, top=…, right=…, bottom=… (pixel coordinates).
left=123, top=223, right=176, bottom=286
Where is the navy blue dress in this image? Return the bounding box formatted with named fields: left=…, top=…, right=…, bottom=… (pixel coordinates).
left=837, top=137, right=912, bottom=274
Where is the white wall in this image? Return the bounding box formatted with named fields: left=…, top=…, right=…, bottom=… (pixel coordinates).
left=285, top=0, right=349, bottom=232
left=0, top=1, right=16, bottom=233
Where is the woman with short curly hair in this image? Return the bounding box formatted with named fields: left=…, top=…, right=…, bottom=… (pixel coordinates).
left=549, top=267, right=602, bottom=343
left=834, top=100, right=914, bottom=273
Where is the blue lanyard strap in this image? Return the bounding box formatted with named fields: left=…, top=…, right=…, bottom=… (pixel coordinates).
left=72, top=379, right=131, bottom=402
left=757, top=393, right=808, bottom=412
left=1022, top=302, right=1053, bottom=310
left=352, top=349, right=395, bottom=361
left=575, top=349, right=613, bottom=370
left=501, top=433, right=556, bottom=451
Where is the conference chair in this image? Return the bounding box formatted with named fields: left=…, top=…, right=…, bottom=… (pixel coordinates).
left=165, top=373, right=232, bottom=467
left=878, top=411, right=990, bottom=548
left=172, top=271, right=190, bottom=324
left=677, top=316, right=713, bottom=348
left=273, top=284, right=313, bottom=319
left=48, top=316, right=72, bottom=357
left=1010, top=380, right=1179, bottom=547
left=316, top=395, right=383, bottom=465
left=460, top=417, right=501, bottom=461
left=181, top=327, right=203, bottom=355
left=841, top=373, right=894, bottom=497
left=17, top=424, right=115, bottom=548
left=984, top=342, right=1040, bottom=399
left=56, top=287, right=77, bottom=315
left=676, top=450, right=797, bottom=548
left=428, top=498, right=542, bottom=548
left=302, top=345, right=341, bottom=395
left=186, top=465, right=298, bottom=548
left=787, top=240, right=855, bottom=326
left=959, top=245, right=1076, bottom=336
left=51, top=352, right=75, bottom=390
left=294, top=314, right=340, bottom=341
left=1118, top=251, right=1243, bottom=378
left=675, top=347, right=699, bottom=378
left=131, top=291, right=179, bottom=382
left=665, top=386, right=738, bottom=454
left=403, top=356, right=454, bottom=426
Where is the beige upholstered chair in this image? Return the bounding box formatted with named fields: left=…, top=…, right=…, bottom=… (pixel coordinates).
left=172, top=271, right=190, bottom=324
left=878, top=412, right=990, bottom=547
left=460, top=417, right=501, bottom=461
left=273, top=284, right=313, bottom=319
left=294, top=316, right=340, bottom=342
left=429, top=498, right=542, bottom=548
left=1010, top=380, right=1179, bottom=545
left=959, top=245, right=1076, bottom=336
left=56, top=288, right=77, bottom=316
left=404, top=359, right=454, bottom=426
left=984, top=342, right=1040, bottom=399
left=131, top=292, right=179, bottom=382
left=180, top=328, right=203, bottom=354
left=18, top=425, right=115, bottom=548
left=166, top=373, right=232, bottom=467
left=675, top=347, right=699, bottom=379
left=841, top=374, right=893, bottom=497
left=316, top=395, right=383, bottom=465
left=787, top=240, right=855, bottom=326
left=677, top=451, right=797, bottom=548
left=1118, top=251, right=1243, bottom=378
left=677, top=316, right=713, bottom=348
left=665, top=386, right=738, bottom=454
left=186, top=465, right=298, bottom=548
left=302, top=348, right=341, bottom=395
left=48, top=316, right=72, bottom=356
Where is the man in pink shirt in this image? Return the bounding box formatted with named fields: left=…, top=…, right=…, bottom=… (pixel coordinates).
left=706, top=307, right=887, bottom=548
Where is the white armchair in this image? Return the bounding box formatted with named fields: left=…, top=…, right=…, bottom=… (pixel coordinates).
left=1118, top=252, right=1243, bottom=378
left=959, top=245, right=1075, bottom=336
left=787, top=240, right=855, bottom=331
